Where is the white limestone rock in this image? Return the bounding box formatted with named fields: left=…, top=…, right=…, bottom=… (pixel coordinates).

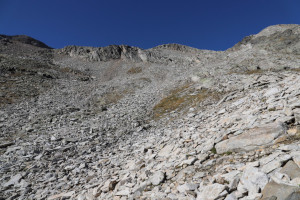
left=150, top=171, right=165, bottom=186
left=197, top=183, right=227, bottom=200
left=239, top=167, right=268, bottom=196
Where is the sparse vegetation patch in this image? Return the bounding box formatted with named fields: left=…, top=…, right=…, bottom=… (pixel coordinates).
left=153, top=83, right=224, bottom=119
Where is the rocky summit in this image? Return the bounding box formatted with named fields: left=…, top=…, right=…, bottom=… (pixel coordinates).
left=0, top=24, right=300, bottom=200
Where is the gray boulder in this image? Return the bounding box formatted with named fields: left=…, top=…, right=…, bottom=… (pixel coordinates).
left=216, top=123, right=285, bottom=154
left=261, top=181, right=300, bottom=200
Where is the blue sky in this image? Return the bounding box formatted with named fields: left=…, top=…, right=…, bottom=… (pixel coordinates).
left=0, top=0, right=299, bottom=50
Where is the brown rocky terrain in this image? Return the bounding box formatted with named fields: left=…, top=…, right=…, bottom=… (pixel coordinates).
left=0, top=24, right=300, bottom=200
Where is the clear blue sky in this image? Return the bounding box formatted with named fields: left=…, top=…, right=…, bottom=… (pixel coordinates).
left=0, top=0, right=299, bottom=50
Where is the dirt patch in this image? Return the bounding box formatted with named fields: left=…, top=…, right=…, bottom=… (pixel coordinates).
left=127, top=66, right=142, bottom=74
left=93, top=89, right=132, bottom=112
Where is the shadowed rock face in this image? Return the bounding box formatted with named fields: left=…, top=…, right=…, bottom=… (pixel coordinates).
left=1, top=24, right=300, bottom=200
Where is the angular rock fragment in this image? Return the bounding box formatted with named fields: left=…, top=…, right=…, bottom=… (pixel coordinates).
left=177, top=183, right=198, bottom=193
left=224, top=193, right=237, bottom=200
left=2, top=174, right=22, bottom=188
left=261, top=154, right=291, bottom=174
left=280, top=160, right=300, bottom=179
left=239, top=166, right=268, bottom=196
left=48, top=191, right=75, bottom=200
left=158, top=144, right=174, bottom=157
left=115, top=189, right=130, bottom=196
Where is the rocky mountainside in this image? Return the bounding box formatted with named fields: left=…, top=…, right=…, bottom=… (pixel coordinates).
left=0, top=24, right=300, bottom=200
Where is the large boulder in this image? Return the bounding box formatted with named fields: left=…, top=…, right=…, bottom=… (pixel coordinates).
left=261, top=181, right=300, bottom=200
left=216, top=123, right=285, bottom=154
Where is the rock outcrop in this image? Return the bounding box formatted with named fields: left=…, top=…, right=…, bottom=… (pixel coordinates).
left=58, top=45, right=146, bottom=62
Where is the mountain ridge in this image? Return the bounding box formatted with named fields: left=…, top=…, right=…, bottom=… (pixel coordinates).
left=2, top=24, right=299, bottom=53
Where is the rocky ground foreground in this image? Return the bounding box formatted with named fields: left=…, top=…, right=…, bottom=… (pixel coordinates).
left=0, top=24, right=300, bottom=200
